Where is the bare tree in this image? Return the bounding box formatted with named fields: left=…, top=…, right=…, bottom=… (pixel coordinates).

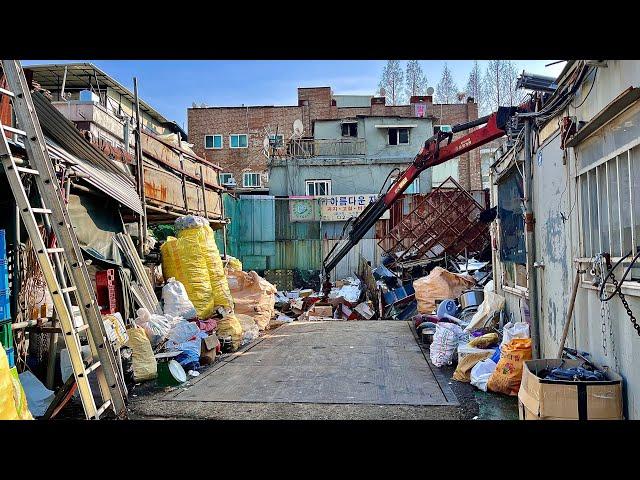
left=483, top=60, right=521, bottom=112
left=405, top=60, right=428, bottom=98
left=501, top=60, right=522, bottom=107
left=434, top=62, right=458, bottom=104
left=466, top=60, right=487, bottom=115
left=378, top=60, right=405, bottom=105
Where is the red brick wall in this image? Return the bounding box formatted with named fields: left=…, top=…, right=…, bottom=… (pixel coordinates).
left=188, top=105, right=303, bottom=189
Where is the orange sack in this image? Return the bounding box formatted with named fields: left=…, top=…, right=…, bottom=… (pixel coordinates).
left=487, top=338, right=532, bottom=396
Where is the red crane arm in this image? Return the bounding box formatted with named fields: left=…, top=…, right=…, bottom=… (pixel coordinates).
left=382, top=108, right=512, bottom=206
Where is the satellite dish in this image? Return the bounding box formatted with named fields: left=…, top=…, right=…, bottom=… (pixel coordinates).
left=379, top=87, right=386, bottom=97
left=293, top=119, right=304, bottom=137
left=263, top=136, right=270, bottom=151
left=426, top=87, right=434, bottom=96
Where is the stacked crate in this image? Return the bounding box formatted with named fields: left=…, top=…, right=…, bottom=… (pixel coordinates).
left=96, top=269, right=118, bottom=314
left=0, top=229, right=13, bottom=367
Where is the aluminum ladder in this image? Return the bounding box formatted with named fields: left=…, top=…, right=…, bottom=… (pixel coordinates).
left=0, top=59, right=127, bottom=419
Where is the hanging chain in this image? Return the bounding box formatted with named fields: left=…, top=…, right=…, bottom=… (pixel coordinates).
left=600, top=297, right=607, bottom=356
left=607, top=267, right=640, bottom=337
left=592, top=254, right=608, bottom=356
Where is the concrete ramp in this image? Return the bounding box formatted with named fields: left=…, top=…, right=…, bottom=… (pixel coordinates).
left=168, top=321, right=457, bottom=406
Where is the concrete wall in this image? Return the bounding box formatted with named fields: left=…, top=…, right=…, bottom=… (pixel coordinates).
left=492, top=60, right=640, bottom=418
left=313, top=117, right=432, bottom=160
left=269, top=158, right=432, bottom=196
left=333, top=95, right=372, bottom=107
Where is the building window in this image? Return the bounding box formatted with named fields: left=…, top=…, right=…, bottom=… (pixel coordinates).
left=578, top=145, right=640, bottom=259
left=219, top=172, right=234, bottom=185
left=388, top=128, right=409, bottom=145
left=305, top=179, right=331, bottom=196
left=230, top=134, right=248, bottom=149
left=391, top=177, right=419, bottom=194
left=341, top=122, right=358, bottom=137
left=480, top=148, right=496, bottom=189
left=269, top=134, right=284, bottom=148
left=243, top=172, right=262, bottom=188
left=205, top=134, right=222, bottom=149
left=404, top=178, right=419, bottom=194
left=497, top=169, right=526, bottom=265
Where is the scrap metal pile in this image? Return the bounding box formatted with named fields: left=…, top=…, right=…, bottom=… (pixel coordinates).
left=378, top=176, right=491, bottom=268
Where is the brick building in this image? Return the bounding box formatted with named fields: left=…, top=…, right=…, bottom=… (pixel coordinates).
left=188, top=87, right=485, bottom=193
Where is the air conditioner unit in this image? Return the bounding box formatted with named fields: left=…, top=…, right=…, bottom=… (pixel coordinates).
left=223, top=178, right=237, bottom=187
left=79, top=90, right=100, bottom=103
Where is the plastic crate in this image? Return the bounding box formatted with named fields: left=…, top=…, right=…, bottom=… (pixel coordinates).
left=1, top=321, right=12, bottom=351
left=0, top=289, right=10, bottom=322
left=0, top=229, right=7, bottom=293
left=96, top=269, right=118, bottom=314
left=5, top=347, right=14, bottom=368
left=0, top=229, right=6, bottom=260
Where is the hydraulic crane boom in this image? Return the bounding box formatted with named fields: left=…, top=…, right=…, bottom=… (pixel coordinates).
left=321, top=105, right=523, bottom=293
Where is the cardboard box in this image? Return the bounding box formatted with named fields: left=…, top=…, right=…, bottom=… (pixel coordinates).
left=518, top=358, right=623, bottom=420
left=310, top=305, right=333, bottom=317
left=199, top=335, right=219, bottom=366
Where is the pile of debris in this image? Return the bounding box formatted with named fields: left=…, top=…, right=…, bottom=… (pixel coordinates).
left=271, top=276, right=376, bottom=323
left=403, top=261, right=535, bottom=397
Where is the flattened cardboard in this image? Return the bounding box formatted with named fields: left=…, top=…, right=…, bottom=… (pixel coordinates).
left=518, top=358, right=623, bottom=420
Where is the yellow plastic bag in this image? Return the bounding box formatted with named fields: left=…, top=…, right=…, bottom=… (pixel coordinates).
left=487, top=338, right=532, bottom=396
left=162, top=232, right=216, bottom=319
left=125, top=326, right=157, bottom=382
left=9, top=367, right=33, bottom=420
left=1, top=343, right=33, bottom=420
left=468, top=333, right=499, bottom=349
left=201, top=225, right=234, bottom=310
left=216, top=312, right=243, bottom=352
left=227, top=256, right=242, bottom=272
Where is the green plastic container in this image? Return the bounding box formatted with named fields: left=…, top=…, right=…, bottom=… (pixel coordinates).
left=0, top=321, right=11, bottom=350
left=157, top=360, right=185, bottom=388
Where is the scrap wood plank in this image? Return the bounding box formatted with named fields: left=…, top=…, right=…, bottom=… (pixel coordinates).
left=114, top=233, right=161, bottom=313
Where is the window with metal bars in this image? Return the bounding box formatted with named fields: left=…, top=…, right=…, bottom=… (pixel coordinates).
left=578, top=145, right=640, bottom=259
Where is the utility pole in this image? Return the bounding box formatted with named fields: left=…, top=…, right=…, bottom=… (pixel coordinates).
left=523, top=118, right=540, bottom=358
left=133, top=77, right=147, bottom=257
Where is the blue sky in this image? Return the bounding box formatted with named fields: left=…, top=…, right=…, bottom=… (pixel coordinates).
left=23, top=60, right=565, bottom=132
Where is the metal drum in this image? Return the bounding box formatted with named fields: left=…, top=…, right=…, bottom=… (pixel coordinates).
left=459, top=289, right=484, bottom=310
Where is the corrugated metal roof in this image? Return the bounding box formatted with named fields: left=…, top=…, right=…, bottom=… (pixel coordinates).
left=46, top=140, right=143, bottom=214
left=31, top=91, right=143, bottom=214
left=25, top=63, right=185, bottom=138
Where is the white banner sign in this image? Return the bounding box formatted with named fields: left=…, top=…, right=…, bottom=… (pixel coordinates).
left=289, top=194, right=390, bottom=222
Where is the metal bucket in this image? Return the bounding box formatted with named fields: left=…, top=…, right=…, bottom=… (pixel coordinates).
left=459, top=289, right=484, bottom=310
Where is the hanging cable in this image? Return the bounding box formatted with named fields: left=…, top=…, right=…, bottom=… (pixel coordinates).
left=571, top=68, right=597, bottom=109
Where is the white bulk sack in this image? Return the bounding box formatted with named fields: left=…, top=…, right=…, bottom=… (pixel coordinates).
left=162, top=278, right=197, bottom=320
left=501, top=321, right=530, bottom=347
left=430, top=322, right=464, bottom=367
left=470, top=358, right=497, bottom=392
